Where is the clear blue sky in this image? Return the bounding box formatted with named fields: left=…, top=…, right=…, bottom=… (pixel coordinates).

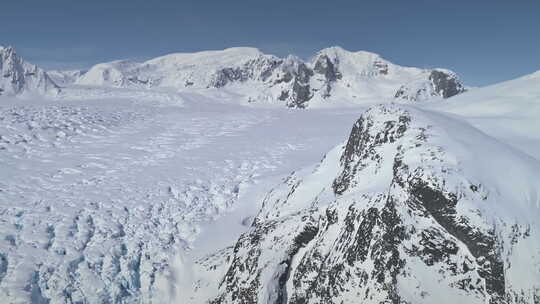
left=2, top=0, right=539, bottom=86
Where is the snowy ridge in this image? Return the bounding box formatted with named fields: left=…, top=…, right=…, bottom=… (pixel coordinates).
left=191, top=104, right=540, bottom=303
left=76, top=48, right=266, bottom=89
left=0, top=46, right=59, bottom=97
left=73, top=46, right=465, bottom=108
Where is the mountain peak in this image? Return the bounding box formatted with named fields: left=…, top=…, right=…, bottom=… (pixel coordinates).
left=0, top=45, right=59, bottom=96
left=146, top=47, right=264, bottom=65
left=315, top=46, right=382, bottom=61
left=200, top=103, right=540, bottom=304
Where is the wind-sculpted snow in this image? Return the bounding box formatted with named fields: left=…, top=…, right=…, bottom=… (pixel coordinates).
left=193, top=104, right=540, bottom=304
left=0, top=93, right=360, bottom=303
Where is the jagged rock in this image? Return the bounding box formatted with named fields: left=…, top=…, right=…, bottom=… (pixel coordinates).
left=0, top=46, right=59, bottom=96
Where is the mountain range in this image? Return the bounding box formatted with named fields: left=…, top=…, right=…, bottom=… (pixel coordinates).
left=1, top=46, right=465, bottom=107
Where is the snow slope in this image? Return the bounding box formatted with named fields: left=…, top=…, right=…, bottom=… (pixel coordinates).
left=76, top=48, right=265, bottom=88
left=74, top=46, right=465, bottom=108
left=428, top=70, right=540, bottom=161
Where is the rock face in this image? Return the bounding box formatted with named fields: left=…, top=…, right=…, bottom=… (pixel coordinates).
left=0, top=46, right=59, bottom=96
left=194, top=104, right=540, bottom=303
left=75, top=47, right=466, bottom=108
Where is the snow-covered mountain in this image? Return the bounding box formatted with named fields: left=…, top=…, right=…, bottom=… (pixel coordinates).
left=191, top=104, right=540, bottom=304
left=74, top=46, right=465, bottom=107
left=0, top=46, right=59, bottom=96
left=48, top=69, right=86, bottom=87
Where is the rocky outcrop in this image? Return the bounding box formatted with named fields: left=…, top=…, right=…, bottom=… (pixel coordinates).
left=0, top=46, right=59, bottom=96
left=196, top=104, right=540, bottom=303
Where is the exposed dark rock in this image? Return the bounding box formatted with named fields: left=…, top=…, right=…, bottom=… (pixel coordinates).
left=312, top=54, right=342, bottom=98
left=211, top=67, right=248, bottom=88
left=373, top=60, right=389, bottom=75
left=429, top=70, right=466, bottom=99
left=276, top=223, right=319, bottom=304
left=411, top=181, right=505, bottom=300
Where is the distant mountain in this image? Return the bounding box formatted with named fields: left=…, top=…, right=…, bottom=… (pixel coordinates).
left=48, top=69, right=86, bottom=87
left=192, top=104, right=540, bottom=303
left=0, top=46, right=59, bottom=96
left=74, top=46, right=465, bottom=108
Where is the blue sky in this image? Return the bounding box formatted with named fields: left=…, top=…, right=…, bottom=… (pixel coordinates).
left=1, top=0, right=539, bottom=86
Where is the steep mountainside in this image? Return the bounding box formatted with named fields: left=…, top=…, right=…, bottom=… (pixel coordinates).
left=191, top=104, right=540, bottom=304
left=0, top=46, right=59, bottom=96
left=75, top=47, right=465, bottom=108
